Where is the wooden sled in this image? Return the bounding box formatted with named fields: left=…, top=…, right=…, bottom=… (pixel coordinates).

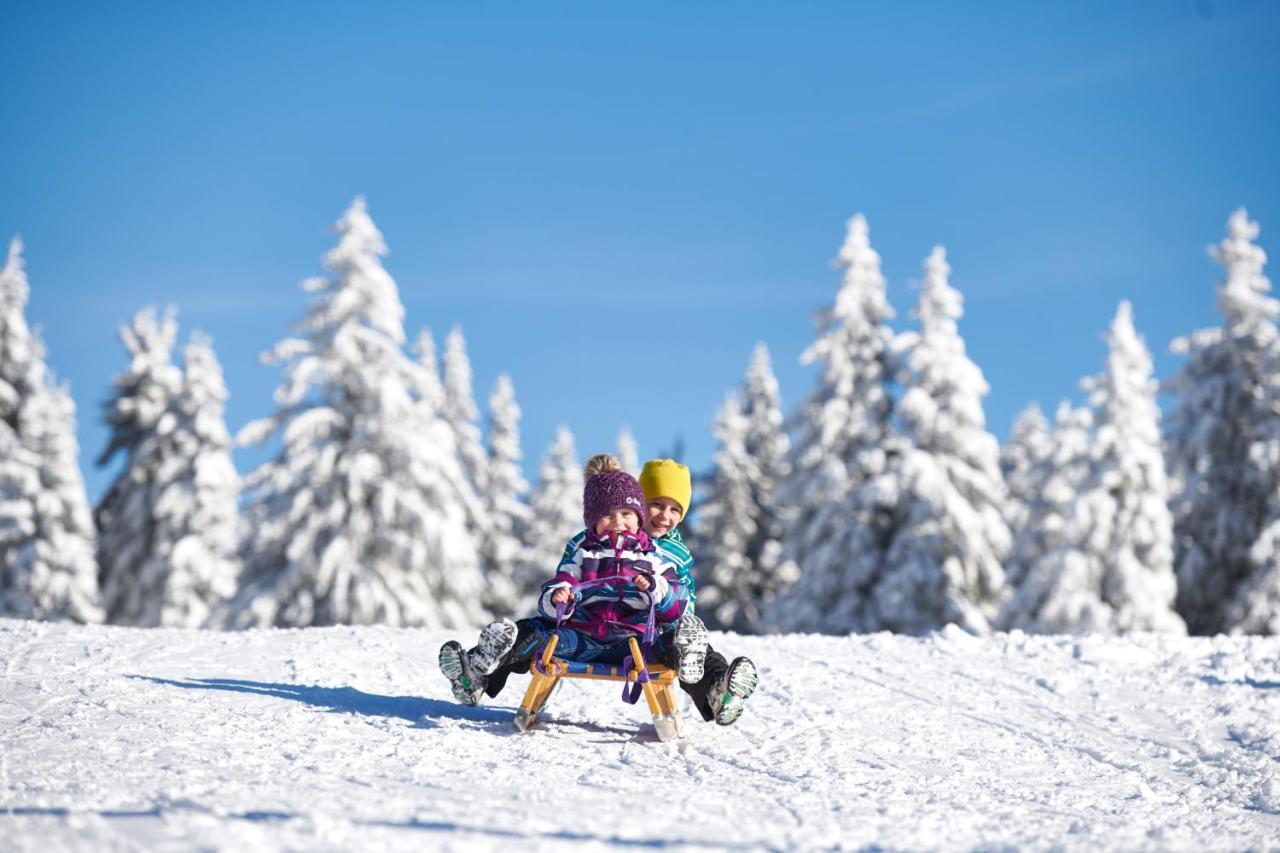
left=514, top=634, right=684, bottom=742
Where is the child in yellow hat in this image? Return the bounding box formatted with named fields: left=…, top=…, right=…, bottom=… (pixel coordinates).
left=638, top=458, right=758, bottom=727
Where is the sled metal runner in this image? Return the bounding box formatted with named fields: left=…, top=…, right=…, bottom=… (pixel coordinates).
left=514, top=634, right=684, bottom=741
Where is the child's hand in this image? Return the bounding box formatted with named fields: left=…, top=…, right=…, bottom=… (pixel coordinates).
left=551, top=588, right=572, bottom=606
left=634, top=575, right=651, bottom=592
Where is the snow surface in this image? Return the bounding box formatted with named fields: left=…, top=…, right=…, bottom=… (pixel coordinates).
left=2, top=619, right=1278, bottom=851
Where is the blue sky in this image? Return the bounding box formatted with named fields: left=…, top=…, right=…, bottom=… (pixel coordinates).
left=3, top=1, right=1278, bottom=501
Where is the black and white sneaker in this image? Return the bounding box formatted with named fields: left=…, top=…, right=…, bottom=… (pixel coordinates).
left=467, top=618, right=519, bottom=676
left=673, top=614, right=709, bottom=684
left=439, top=640, right=485, bottom=706
left=711, top=657, right=758, bottom=726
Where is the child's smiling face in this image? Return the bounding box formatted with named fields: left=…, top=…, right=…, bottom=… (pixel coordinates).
left=644, top=498, right=683, bottom=538
left=595, top=508, right=640, bottom=536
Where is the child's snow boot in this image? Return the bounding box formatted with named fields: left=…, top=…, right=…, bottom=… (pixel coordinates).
left=673, top=614, right=709, bottom=684
left=710, top=656, right=758, bottom=726
left=467, top=618, right=519, bottom=676
left=439, top=640, right=485, bottom=706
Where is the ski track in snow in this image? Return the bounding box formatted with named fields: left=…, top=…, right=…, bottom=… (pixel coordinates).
left=1, top=619, right=1278, bottom=851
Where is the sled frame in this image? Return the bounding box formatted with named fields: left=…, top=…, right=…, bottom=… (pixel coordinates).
left=513, top=635, right=684, bottom=741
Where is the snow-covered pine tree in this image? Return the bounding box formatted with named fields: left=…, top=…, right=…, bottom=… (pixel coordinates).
left=0, top=237, right=102, bottom=622
left=1077, top=302, right=1183, bottom=632
left=411, top=329, right=445, bottom=415
left=1002, top=406, right=1050, bottom=534
left=696, top=344, right=792, bottom=633
left=998, top=402, right=1094, bottom=631
left=1238, top=507, right=1280, bottom=634
left=229, top=198, right=485, bottom=628
left=617, top=426, right=638, bottom=476
left=696, top=393, right=754, bottom=628
left=155, top=334, right=241, bottom=627
left=769, top=214, right=901, bottom=634
left=440, top=325, right=496, bottom=611
left=443, top=326, right=489, bottom=501
left=409, top=326, right=486, bottom=531
left=479, top=373, right=531, bottom=616
left=1227, top=216, right=1280, bottom=634
left=14, top=376, right=102, bottom=623
left=877, top=246, right=1010, bottom=634
left=0, top=238, right=31, bottom=431
left=94, top=308, right=187, bottom=625
left=515, top=426, right=582, bottom=604
left=96, top=325, right=239, bottom=628
left=740, top=344, right=791, bottom=497
left=1003, top=303, right=1183, bottom=634
left=1167, top=209, right=1280, bottom=635
left=1000, top=403, right=1053, bottom=592
left=409, top=326, right=486, bottom=527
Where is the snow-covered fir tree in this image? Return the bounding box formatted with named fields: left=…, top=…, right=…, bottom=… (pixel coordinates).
left=1240, top=503, right=1280, bottom=634
left=739, top=345, right=791, bottom=494
left=443, top=326, right=489, bottom=502
left=229, top=198, right=486, bottom=628
left=876, top=246, right=1010, bottom=634
left=1223, top=212, right=1280, bottom=635
left=999, top=402, right=1094, bottom=631
left=0, top=239, right=30, bottom=431
left=1167, top=209, right=1280, bottom=635
left=95, top=308, right=186, bottom=625
left=696, top=344, right=792, bottom=633
left=409, top=326, right=486, bottom=520
left=617, top=426, right=638, bottom=475
left=411, top=329, right=445, bottom=415
left=440, top=325, right=494, bottom=608
left=0, top=237, right=102, bottom=623
left=1078, top=303, right=1183, bottom=632
left=94, top=309, right=179, bottom=625
left=515, top=426, right=582, bottom=605
left=769, top=214, right=901, bottom=633
left=154, top=335, right=241, bottom=627
left=410, top=326, right=486, bottom=518
left=1000, top=403, right=1053, bottom=592
left=479, top=373, right=531, bottom=616
left=698, top=395, right=755, bottom=626
left=14, top=377, right=102, bottom=623
left=1001, top=405, right=1051, bottom=542
left=1002, top=303, right=1183, bottom=634
left=97, top=323, right=239, bottom=628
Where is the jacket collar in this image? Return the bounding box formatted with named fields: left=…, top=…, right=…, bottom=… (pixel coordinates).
left=584, top=528, right=652, bottom=552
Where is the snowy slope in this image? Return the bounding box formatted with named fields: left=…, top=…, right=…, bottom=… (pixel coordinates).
left=2, top=619, right=1277, bottom=851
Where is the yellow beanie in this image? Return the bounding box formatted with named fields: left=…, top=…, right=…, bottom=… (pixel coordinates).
left=639, top=459, right=692, bottom=516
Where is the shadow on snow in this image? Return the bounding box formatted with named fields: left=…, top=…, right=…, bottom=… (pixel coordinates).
left=1199, top=675, right=1280, bottom=691
left=5, top=805, right=732, bottom=848
left=126, top=674, right=513, bottom=728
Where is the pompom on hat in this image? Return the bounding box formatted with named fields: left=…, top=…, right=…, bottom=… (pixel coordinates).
left=639, top=459, right=691, bottom=516
left=582, top=456, right=648, bottom=530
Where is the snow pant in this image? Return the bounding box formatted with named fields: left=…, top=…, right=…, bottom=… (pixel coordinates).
left=684, top=646, right=729, bottom=723
left=483, top=617, right=676, bottom=699
left=483, top=617, right=729, bottom=723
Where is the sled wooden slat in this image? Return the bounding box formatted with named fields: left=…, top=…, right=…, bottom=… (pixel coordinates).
left=513, top=635, right=683, bottom=741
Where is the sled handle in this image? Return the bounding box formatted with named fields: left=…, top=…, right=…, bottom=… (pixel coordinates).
left=620, top=636, right=653, bottom=705
left=540, top=633, right=560, bottom=671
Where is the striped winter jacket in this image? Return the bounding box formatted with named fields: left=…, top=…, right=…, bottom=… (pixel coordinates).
left=557, top=527, right=697, bottom=613
left=540, top=529, right=689, bottom=642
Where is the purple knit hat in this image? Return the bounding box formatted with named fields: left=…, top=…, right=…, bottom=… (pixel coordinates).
left=583, top=469, right=648, bottom=531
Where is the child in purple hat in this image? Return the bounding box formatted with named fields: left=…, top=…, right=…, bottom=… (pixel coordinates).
left=440, top=454, right=691, bottom=705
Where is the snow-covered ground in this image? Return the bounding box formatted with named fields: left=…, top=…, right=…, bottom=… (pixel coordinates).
left=2, top=618, right=1277, bottom=851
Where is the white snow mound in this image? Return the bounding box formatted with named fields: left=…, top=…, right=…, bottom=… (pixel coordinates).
left=2, top=619, right=1278, bottom=851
